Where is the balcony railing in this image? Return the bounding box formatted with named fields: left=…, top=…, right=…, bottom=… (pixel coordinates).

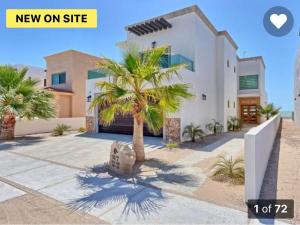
left=160, top=54, right=194, bottom=71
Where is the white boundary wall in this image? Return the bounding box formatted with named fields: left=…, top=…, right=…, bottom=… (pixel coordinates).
left=15, top=117, right=86, bottom=136
left=245, top=114, right=281, bottom=200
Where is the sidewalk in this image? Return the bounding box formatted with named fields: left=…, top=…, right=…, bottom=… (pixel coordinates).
left=260, top=119, right=300, bottom=224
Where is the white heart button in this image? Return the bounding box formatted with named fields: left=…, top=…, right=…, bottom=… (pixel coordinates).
left=270, top=14, right=287, bottom=29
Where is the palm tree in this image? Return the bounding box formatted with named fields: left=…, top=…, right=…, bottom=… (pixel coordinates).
left=211, top=155, right=245, bottom=184
left=90, top=46, right=193, bottom=162
left=259, top=103, right=280, bottom=120
left=0, top=66, right=56, bottom=140
left=182, top=123, right=205, bottom=142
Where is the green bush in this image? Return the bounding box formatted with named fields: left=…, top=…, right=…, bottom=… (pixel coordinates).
left=165, top=142, right=179, bottom=150
left=52, top=124, right=71, bottom=136
left=78, top=127, right=86, bottom=133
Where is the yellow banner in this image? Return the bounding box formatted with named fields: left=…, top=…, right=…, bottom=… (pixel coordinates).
left=6, top=9, right=97, bottom=28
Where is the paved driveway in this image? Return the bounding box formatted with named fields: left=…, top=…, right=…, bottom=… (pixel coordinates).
left=1, top=133, right=164, bottom=169
left=0, top=132, right=249, bottom=224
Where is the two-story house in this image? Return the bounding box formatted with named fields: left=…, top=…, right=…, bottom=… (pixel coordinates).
left=44, top=50, right=103, bottom=118
left=85, top=5, right=267, bottom=141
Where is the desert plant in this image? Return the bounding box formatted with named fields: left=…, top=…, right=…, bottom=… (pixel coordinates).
left=182, top=123, right=205, bottom=142
left=259, top=103, right=281, bottom=120
left=90, top=46, right=193, bottom=162
left=0, top=66, right=56, bottom=140
left=165, top=142, right=179, bottom=150
left=211, top=155, right=245, bottom=184
left=52, top=124, right=71, bottom=136
left=206, top=119, right=223, bottom=135
left=78, top=127, right=86, bottom=133
left=227, top=116, right=242, bottom=131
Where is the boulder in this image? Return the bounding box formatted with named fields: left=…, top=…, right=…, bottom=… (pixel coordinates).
left=109, top=141, right=136, bottom=175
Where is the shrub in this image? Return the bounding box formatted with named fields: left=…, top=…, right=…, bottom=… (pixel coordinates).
left=165, top=142, right=179, bottom=150
left=182, top=123, right=205, bottom=142
left=259, top=103, right=281, bottom=120
left=206, top=119, right=223, bottom=135
left=211, top=155, right=245, bottom=184
left=78, top=127, right=86, bottom=133
left=52, top=124, right=71, bottom=136
left=227, top=116, right=242, bottom=131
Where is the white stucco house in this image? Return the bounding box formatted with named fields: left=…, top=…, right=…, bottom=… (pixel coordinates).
left=294, top=49, right=300, bottom=127
left=86, top=5, right=267, bottom=141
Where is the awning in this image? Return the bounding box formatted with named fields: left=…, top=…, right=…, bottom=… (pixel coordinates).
left=127, top=18, right=172, bottom=36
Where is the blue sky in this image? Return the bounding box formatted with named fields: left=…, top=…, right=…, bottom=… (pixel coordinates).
left=0, top=0, right=299, bottom=111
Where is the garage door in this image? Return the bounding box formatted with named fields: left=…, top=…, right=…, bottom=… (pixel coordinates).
left=98, top=111, right=162, bottom=137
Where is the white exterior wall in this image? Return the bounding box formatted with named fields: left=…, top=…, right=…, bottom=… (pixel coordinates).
left=15, top=117, right=86, bottom=136
left=244, top=114, right=280, bottom=200
left=216, top=36, right=238, bottom=131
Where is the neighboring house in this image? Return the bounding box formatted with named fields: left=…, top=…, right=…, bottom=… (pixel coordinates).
left=86, top=5, right=267, bottom=141
left=294, top=49, right=300, bottom=126
left=44, top=50, right=103, bottom=118
left=13, top=64, right=46, bottom=88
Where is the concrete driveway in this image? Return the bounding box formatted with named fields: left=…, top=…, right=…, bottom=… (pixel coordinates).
left=1, top=132, right=164, bottom=169
left=0, top=132, right=249, bottom=224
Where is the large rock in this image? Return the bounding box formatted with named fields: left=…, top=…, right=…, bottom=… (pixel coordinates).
left=109, top=141, right=136, bottom=175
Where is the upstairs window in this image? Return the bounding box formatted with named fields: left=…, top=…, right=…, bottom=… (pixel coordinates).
left=51, top=72, right=66, bottom=85
left=227, top=60, right=230, bottom=68
left=239, top=75, right=259, bottom=90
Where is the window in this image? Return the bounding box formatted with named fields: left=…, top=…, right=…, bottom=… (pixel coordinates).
left=239, top=75, right=259, bottom=90
left=51, top=72, right=66, bottom=85
left=88, top=69, right=107, bottom=79
left=44, top=79, right=47, bottom=87
left=227, top=100, right=230, bottom=108
left=234, top=66, right=236, bottom=73
left=227, top=60, right=230, bottom=68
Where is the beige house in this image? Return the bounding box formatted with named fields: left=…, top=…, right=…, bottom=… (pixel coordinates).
left=44, top=50, right=103, bottom=118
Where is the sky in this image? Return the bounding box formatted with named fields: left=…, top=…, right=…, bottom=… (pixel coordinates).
left=0, top=0, right=299, bottom=111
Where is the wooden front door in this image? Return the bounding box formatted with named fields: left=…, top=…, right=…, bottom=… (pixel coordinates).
left=241, top=105, right=258, bottom=124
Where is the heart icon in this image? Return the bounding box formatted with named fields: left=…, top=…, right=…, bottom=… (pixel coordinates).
left=270, top=14, right=287, bottom=29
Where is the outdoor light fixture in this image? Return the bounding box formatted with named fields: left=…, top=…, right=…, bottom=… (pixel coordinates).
left=152, top=41, right=157, bottom=48
left=202, top=94, right=206, bottom=100
left=87, top=95, right=92, bottom=102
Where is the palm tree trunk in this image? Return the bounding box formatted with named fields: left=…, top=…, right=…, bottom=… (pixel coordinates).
left=132, top=114, right=145, bottom=162
left=0, top=113, right=16, bottom=140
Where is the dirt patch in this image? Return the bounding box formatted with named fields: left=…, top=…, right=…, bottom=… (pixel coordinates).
left=147, top=147, right=194, bottom=164
left=0, top=193, right=108, bottom=224
left=192, top=151, right=246, bottom=212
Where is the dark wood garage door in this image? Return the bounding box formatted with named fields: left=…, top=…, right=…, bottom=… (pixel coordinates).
left=98, top=111, right=162, bottom=137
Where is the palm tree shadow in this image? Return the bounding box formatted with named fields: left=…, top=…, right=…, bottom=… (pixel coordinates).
left=68, top=158, right=199, bottom=220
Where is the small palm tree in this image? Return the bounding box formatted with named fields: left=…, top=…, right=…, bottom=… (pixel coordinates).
left=182, top=123, right=205, bottom=142
left=227, top=116, right=242, bottom=131
left=52, top=124, right=71, bottom=136
left=0, top=66, right=56, bottom=140
left=90, top=46, right=193, bottom=162
left=259, top=103, right=281, bottom=120
left=211, top=155, right=245, bottom=184
left=206, top=119, right=223, bottom=135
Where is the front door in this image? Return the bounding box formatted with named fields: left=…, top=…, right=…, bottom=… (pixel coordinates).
left=241, top=105, right=258, bottom=124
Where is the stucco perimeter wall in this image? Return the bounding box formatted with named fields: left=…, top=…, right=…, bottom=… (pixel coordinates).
left=15, top=117, right=86, bottom=136
left=244, top=114, right=281, bottom=200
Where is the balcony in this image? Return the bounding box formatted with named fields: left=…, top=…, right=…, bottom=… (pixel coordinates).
left=160, top=54, right=194, bottom=71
